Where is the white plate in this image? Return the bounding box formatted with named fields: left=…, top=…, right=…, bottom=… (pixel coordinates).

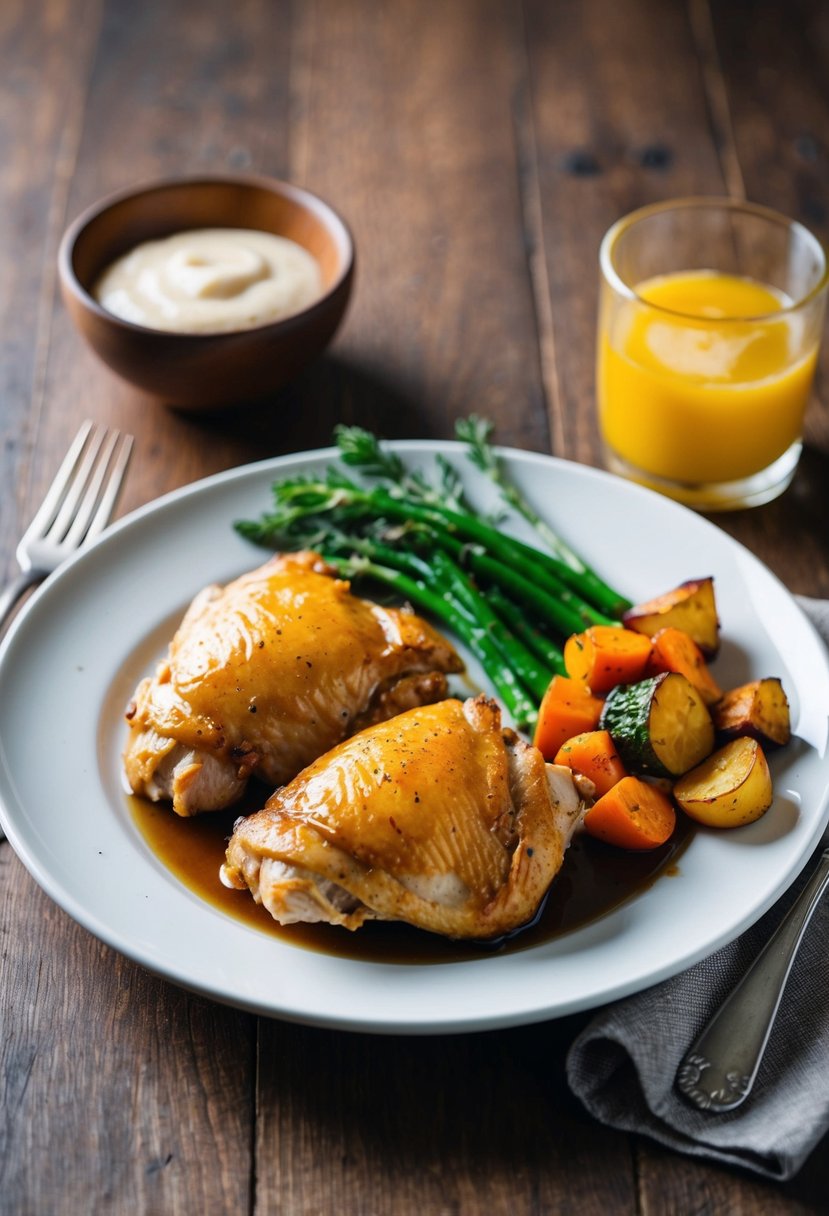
left=1, top=443, right=828, bottom=1034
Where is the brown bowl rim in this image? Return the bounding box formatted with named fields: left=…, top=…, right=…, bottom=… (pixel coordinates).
left=57, top=173, right=355, bottom=342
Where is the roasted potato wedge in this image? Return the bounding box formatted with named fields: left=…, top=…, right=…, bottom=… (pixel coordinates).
left=713, top=678, right=791, bottom=748
left=673, top=736, right=773, bottom=828
left=623, top=578, right=720, bottom=658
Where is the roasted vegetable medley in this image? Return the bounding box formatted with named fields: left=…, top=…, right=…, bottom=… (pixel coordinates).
left=535, top=578, right=791, bottom=849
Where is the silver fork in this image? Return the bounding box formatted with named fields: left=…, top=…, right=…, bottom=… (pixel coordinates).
left=0, top=420, right=134, bottom=633
left=676, top=836, right=829, bottom=1111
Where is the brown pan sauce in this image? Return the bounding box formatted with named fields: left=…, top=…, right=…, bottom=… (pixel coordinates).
left=130, top=787, right=692, bottom=965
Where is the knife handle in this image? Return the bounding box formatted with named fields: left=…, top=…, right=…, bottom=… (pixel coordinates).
left=676, top=846, right=829, bottom=1112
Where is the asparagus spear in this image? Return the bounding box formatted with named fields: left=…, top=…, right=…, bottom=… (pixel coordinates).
left=335, top=423, right=628, bottom=617
left=455, top=415, right=632, bottom=616
left=485, top=585, right=567, bottom=675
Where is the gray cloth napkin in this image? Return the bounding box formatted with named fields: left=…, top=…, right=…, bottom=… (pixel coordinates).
left=566, top=596, right=829, bottom=1182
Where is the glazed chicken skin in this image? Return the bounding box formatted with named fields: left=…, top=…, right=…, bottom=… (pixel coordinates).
left=124, top=552, right=463, bottom=817
left=221, top=695, right=585, bottom=940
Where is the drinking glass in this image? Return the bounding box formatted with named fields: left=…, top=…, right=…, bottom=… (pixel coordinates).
left=596, top=198, right=828, bottom=510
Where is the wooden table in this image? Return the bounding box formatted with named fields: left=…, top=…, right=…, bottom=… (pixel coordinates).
left=2, top=1, right=828, bottom=1211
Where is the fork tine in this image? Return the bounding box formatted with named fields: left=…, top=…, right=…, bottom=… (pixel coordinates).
left=46, top=423, right=108, bottom=542
left=61, top=429, right=119, bottom=548
left=72, top=431, right=134, bottom=546
left=23, top=419, right=95, bottom=538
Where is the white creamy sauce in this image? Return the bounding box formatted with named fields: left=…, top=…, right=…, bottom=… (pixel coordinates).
left=93, top=228, right=323, bottom=334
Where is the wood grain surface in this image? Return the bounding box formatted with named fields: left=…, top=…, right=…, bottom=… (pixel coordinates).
left=1, top=1, right=828, bottom=1212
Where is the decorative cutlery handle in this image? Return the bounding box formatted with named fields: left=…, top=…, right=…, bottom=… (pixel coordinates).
left=676, top=846, right=829, bottom=1112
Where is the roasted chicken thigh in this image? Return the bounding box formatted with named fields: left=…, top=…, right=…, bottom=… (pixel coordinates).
left=124, top=552, right=462, bottom=816
left=221, top=695, right=585, bottom=940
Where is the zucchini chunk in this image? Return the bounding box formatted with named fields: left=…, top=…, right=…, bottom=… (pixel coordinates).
left=674, top=737, right=773, bottom=828
left=599, top=672, right=715, bottom=778
left=622, top=578, right=720, bottom=658
left=713, top=678, right=791, bottom=748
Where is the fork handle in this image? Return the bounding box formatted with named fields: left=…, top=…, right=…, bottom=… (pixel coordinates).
left=0, top=569, right=43, bottom=633
left=676, top=847, right=829, bottom=1112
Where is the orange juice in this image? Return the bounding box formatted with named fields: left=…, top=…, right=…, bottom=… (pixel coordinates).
left=598, top=270, right=818, bottom=485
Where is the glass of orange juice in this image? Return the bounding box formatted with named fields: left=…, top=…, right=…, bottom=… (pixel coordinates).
left=597, top=198, right=828, bottom=510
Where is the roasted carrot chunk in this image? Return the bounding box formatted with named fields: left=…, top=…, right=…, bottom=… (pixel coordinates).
left=563, top=625, right=653, bottom=693
left=646, top=626, right=722, bottom=705
left=533, top=676, right=604, bottom=760
left=554, top=729, right=628, bottom=797
left=583, top=775, right=676, bottom=851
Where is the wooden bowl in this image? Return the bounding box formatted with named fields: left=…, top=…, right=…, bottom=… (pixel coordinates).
left=58, top=175, right=355, bottom=410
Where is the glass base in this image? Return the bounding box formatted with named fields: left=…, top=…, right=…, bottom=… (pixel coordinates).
left=602, top=441, right=802, bottom=512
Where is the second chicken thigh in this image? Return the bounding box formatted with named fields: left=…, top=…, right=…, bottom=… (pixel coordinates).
left=221, top=695, right=586, bottom=940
